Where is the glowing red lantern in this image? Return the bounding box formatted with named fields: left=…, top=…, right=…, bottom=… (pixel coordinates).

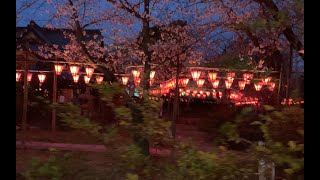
left=218, top=91, right=223, bottom=99
left=121, top=76, right=129, bottom=85
left=254, top=83, right=263, bottom=91
left=27, top=73, right=33, bottom=82
left=186, top=89, right=191, bottom=93
left=193, top=90, right=198, bottom=94
left=289, top=99, right=293, bottom=105
left=208, top=72, right=217, bottom=82
left=84, top=75, right=91, bottom=84
left=238, top=81, right=246, bottom=90
left=96, top=76, right=104, bottom=84
left=225, top=80, right=232, bottom=89
left=212, top=79, right=219, bottom=88
left=38, top=74, right=46, bottom=84
left=191, top=70, right=201, bottom=81
left=243, top=73, right=253, bottom=84
left=243, top=73, right=253, bottom=80
left=196, top=79, right=205, bottom=88
left=85, top=67, right=94, bottom=78
left=205, top=91, right=210, bottom=96
left=132, top=70, right=140, bottom=79
left=134, top=78, right=140, bottom=87
left=230, top=92, right=237, bottom=99
left=73, top=74, right=79, bottom=83
left=70, top=65, right=79, bottom=76
left=262, top=77, right=272, bottom=85
left=199, top=90, right=204, bottom=95
left=212, top=91, right=217, bottom=98
left=16, top=72, right=22, bottom=82
left=268, top=82, right=275, bottom=91
left=150, top=71, right=155, bottom=80
left=54, top=64, right=64, bottom=75
left=179, top=78, right=189, bottom=87
left=168, top=80, right=176, bottom=88
left=196, top=94, right=201, bottom=98
left=202, top=94, right=207, bottom=99
left=227, top=77, right=234, bottom=83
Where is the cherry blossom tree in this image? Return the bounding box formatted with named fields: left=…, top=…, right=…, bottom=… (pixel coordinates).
left=19, top=0, right=303, bottom=155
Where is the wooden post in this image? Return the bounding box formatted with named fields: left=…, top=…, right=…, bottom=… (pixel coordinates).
left=52, top=70, right=57, bottom=132
left=21, top=56, right=29, bottom=148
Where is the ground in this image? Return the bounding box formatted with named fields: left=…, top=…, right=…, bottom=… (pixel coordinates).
left=16, top=123, right=214, bottom=172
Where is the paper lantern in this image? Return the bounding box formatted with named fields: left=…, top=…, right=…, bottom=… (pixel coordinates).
left=85, top=67, right=94, bottom=78
left=227, top=77, right=234, bottom=83
left=179, top=78, right=189, bottom=87
left=16, top=72, right=22, bottom=82
left=96, top=76, right=104, bottom=84
left=134, top=78, right=140, bottom=87
left=196, top=79, right=205, bottom=88
left=54, top=64, right=64, bottom=75
left=38, top=74, right=46, bottom=84
left=212, top=79, right=219, bottom=88
left=27, top=73, right=33, bottom=82
left=69, top=65, right=79, bottom=76
left=84, top=75, right=91, bottom=84
left=225, top=80, right=232, bottom=89
left=212, top=91, right=217, bottom=98
left=205, top=91, right=210, bottom=96
left=238, top=81, right=246, bottom=90
left=268, top=82, right=275, bottom=91
left=150, top=71, right=155, bottom=79
left=262, top=77, right=272, bottom=85
left=73, top=74, right=79, bottom=83
left=208, top=72, right=217, bottom=82
left=254, top=83, right=263, bottom=91
left=121, top=76, right=129, bottom=85
left=243, top=73, right=253, bottom=84
left=191, top=70, right=201, bottom=81
left=132, top=70, right=140, bottom=79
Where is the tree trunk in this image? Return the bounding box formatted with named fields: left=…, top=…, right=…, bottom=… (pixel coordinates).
left=132, top=0, right=151, bottom=156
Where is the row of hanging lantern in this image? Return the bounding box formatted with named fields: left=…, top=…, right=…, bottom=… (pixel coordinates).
left=150, top=87, right=249, bottom=103
left=159, top=70, right=276, bottom=93
left=281, top=99, right=304, bottom=105
left=16, top=72, right=47, bottom=84
left=16, top=64, right=104, bottom=85
left=189, top=70, right=277, bottom=92
left=119, top=69, right=156, bottom=87
left=56, top=64, right=104, bottom=84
